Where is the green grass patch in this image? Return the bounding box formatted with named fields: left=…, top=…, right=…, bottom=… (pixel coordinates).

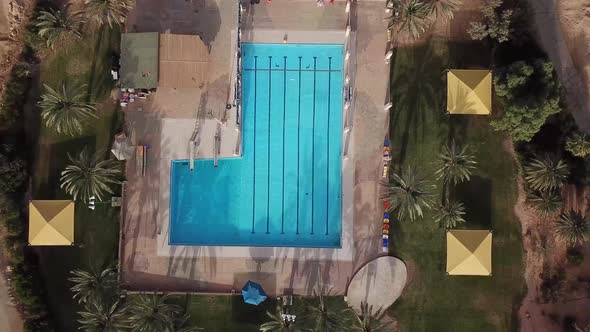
left=32, top=26, right=122, bottom=332
left=387, top=38, right=525, bottom=332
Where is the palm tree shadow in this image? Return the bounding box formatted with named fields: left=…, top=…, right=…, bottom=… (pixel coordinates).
left=390, top=40, right=448, bottom=169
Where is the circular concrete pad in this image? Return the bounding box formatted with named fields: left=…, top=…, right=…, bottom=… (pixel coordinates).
left=346, top=256, right=407, bottom=313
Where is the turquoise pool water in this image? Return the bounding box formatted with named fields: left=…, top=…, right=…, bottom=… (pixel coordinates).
left=169, top=43, right=344, bottom=247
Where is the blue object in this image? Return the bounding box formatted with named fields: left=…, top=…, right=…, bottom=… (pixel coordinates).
left=242, top=280, right=267, bottom=305
left=384, top=139, right=390, bottom=147
left=383, top=213, right=390, bottom=219
left=169, top=43, right=344, bottom=247
left=383, top=238, right=389, bottom=247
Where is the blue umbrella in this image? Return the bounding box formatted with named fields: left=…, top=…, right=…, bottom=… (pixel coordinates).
left=242, top=280, right=267, bottom=305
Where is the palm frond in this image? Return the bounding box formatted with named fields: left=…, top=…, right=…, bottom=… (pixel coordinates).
left=527, top=190, right=562, bottom=217
left=60, top=147, right=122, bottom=203
left=395, top=0, right=431, bottom=40
left=304, top=289, right=348, bottom=332
left=428, top=0, right=462, bottom=21
left=565, top=132, right=590, bottom=158
left=524, top=155, right=569, bottom=192
left=84, top=0, right=134, bottom=27
left=435, top=140, right=477, bottom=186
left=348, top=302, right=394, bottom=332
left=35, top=7, right=83, bottom=48
left=38, top=83, right=96, bottom=136
left=69, top=266, right=117, bottom=304
left=555, top=210, right=590, bottom=246
left=77, top=298, right=128, bottom=332
left=434, top=200, right=466, bottom=228
left=383, top=166, right=436, bottom=221
left=259, top=303, right=301, bottom=332
left=127, top=294, right=184, bottom=332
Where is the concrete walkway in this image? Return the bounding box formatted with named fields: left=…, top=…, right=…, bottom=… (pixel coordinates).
left=120, top=0, right=393, bottom=296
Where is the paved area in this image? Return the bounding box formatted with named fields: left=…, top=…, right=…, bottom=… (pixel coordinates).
left=120, top=0, right=391, bottom=296
left=346, top=256, right=407, bottom=313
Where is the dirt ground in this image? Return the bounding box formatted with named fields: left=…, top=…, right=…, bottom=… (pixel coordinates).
left=559, top=0, right=590, bottom=130
left=0, top=0, right=31, bottom=95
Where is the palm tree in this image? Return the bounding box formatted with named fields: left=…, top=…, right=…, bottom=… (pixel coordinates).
left=427, top=0, right=461, bottom=21
left=555, top=210, right=590, bottom=246
left=435, top=140, right=477, bottom=186
left=77, top=298, right=128, bottom=332
left=84, top=0, right=134, bottom=27
left=383, top=167, right=435, bottom=221
left=535, top=231, right=554, bottom=255
left=127, top=294, right=185, bottom=332
left=305, top=290, right=347, bottom=332
left=389, top=0, right=431, bottom=41
left=60, top=147, right=122, bottom=203
left=69, top=266, right=117, bottom=304
left=260, top=303, right=302, bottom=332
left=35, top=7, right=83, bottom=49
left=38, top=83, right=96, bottom=136
left=349, top=302, right=394, bottom=332
left=565, top=132, right=590, bottom=158
left=524, top=155, right=569, bottom=192
left=527, top=190, right=562, bottom=218
left=434, top=200, right=466, bottom=228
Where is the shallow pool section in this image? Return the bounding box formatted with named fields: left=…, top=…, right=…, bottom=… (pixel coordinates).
left=169, top=43, right=343, bottom=247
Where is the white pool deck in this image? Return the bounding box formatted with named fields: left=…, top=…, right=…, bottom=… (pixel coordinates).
left=120, top=0, right=391, bottom=296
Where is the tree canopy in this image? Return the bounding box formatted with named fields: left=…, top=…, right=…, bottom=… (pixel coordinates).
left=491, top=59, right=562, bottom=142
left=468, top=0, right=513, bottom=43
left=0, top=144, right=27, bottom=194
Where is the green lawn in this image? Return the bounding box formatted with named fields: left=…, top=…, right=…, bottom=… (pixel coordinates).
left=387, top=38, right=526, bottom=331
left=170, top=295, right=276, bottom=331
left=31, top=26, right=122, bottom=332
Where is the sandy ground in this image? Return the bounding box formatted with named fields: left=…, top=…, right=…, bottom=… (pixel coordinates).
left=0, top=0, right=26, bottom=329
left=0, top=234, right=23, bottom=332
left=527, top=0, right=590, bottom=131
left=0, top=0, right=29, bottom=93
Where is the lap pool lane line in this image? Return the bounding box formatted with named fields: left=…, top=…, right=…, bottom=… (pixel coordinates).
left=251, top=56, right=257, bottom=234
left=326, top=57, right=332, bottom=236
left=282, top=56, right=287, bottom=235
left=311, top=56, right=317, bottom=236
left=297, top=56, right=302, bottom=235
left=267, top=55, right=272, bottom=234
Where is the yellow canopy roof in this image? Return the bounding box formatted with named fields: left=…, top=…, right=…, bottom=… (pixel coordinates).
left=447, top=70, right=492, bottom=115
left=446, top=230, right=492, bottom=276
left=28, top=200, right=74, bottom=246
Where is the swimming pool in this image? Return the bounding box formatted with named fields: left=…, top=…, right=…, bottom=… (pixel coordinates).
left=169, top=43, right=344, bottom=247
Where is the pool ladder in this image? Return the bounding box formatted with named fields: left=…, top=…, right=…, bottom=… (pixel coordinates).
left=214, top=124, right=221, bottom=167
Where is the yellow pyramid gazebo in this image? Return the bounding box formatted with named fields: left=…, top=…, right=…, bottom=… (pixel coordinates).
left=446, top=70, right=492, bottom=115
left=446, top=230, right=492, bottom=276
left=28, top=200, right=75, bottom=246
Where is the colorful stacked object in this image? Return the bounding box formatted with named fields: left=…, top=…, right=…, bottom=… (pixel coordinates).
left=382, top=202, right=391, bottom=252
left=382, top=139, right=392, bottom=179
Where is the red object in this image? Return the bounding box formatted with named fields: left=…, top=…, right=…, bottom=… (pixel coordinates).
left=329, top=0, right=334, bottom=4
left=383, top=224, right=390, bottom=230
left=383, top=201, right=390, bottom=208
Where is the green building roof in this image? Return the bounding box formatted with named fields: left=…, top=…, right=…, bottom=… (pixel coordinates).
left=120, top=32, right=159, bottom=89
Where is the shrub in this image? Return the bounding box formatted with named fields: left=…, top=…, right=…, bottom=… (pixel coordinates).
left=566, top=248, right=584, bottom=266
left=565, top=132, right=590, bottom=158
left=0, top=144, right=28, bottom=193
left=491, top=60, right=562, bottom=142
left=468, top=0, right=513, bottom=43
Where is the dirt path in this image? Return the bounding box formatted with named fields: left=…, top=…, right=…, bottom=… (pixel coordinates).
left=526, top=0, right=590, bottom=131
left=503, top=136, right=590, bottom=331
